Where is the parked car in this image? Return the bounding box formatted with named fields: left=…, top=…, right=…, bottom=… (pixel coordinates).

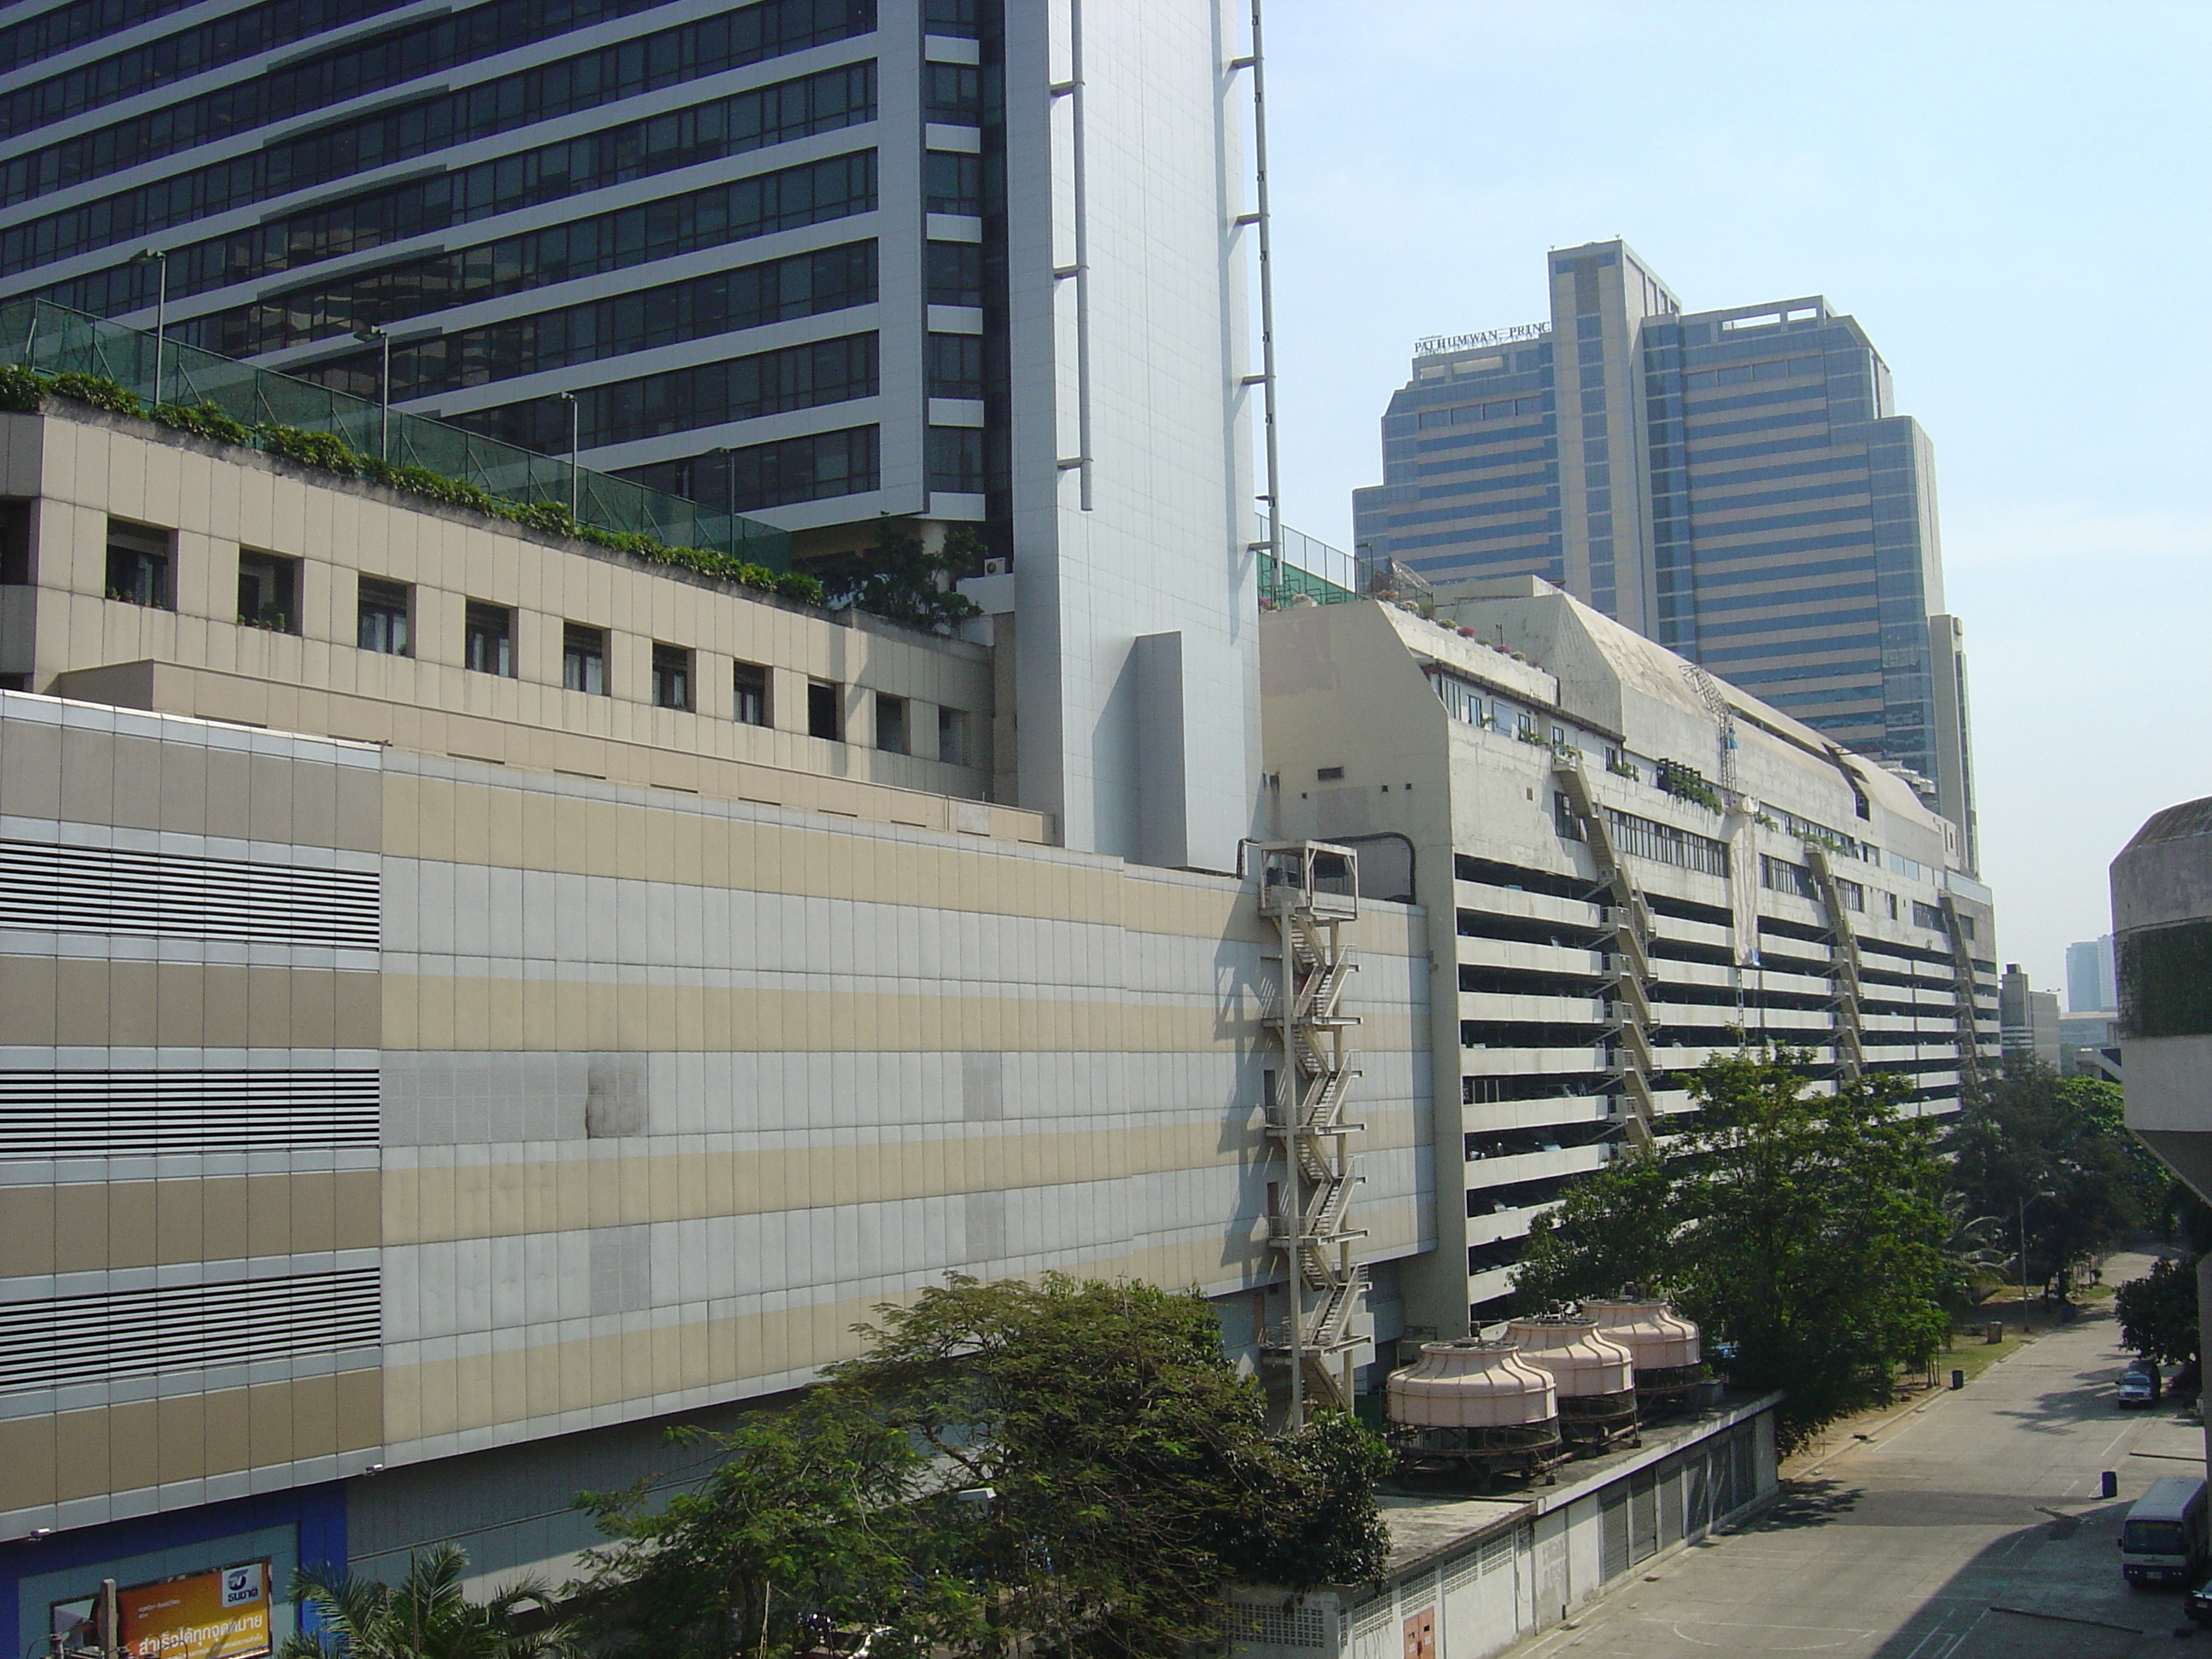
left=2189, top=1575, right=2212, bottom=1625
left=2121, top=1360, right=2164, bottom=1408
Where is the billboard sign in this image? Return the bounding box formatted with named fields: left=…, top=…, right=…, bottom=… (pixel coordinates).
left=53, top=1563, right=273, bottom=1659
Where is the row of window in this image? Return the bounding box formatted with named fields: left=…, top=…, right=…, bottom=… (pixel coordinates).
left=620, top=425, right=880, bottom=512
left=452, top=333, right=880, bottom=452
left=1412, top=396, right=1547, bottom=430
left=2, top=0, right=208, bottom=73
left=70, top=519, right=970, bottom=759
left=183, top=151, right=878, bottom=359
left=29, top=61, right=874, bottom=305
left=303, top=243, right=879, bottom=404
left=11, top=0, right=873, bottom=219
left=20, top=0, right=876, bottom=290
left=1, top=0, right=399, bottom=137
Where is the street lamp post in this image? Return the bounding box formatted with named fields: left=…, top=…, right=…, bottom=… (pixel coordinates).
left=555, top=391, right=579, bottom=522
left=131, top=249, right=167, bottom=405
left=353, top=326, right=392, bottom=460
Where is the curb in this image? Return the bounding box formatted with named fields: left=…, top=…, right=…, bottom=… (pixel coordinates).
left=1790, top=1326, right=2061, bottom=1479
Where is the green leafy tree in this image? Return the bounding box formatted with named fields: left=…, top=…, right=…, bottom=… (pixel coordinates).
left=569, top=1394, right=949, bottom=1659
left=2116, top=1255, right=2202, bottom=1366
left=1515, top=1046, right=1951, bottom=1444
left=277, top=1544, right=576, bottom=1659
left=813, top=522, right=985, bottom=632
left=824, top=1272, right=1390, bottom=1658
left=1944, top=1062, right=2146, bottom=1297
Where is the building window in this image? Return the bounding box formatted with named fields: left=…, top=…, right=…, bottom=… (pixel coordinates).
left=925, top=151, right=983, bottom=215
left=807, top=678, right=841, bottom=740
left=925, top=62, right=983, bottom=125
left=652, top=643, right=694, bottom=710
left=105, top=521, right=172, bottom=609
left=194, top=151, right=881, bottom=359
left=358, top=577, right=411, bottom=655
left=733, top=661, right=770, bottom=726
left=625, top=427, right=878, bottom=512
left=563, top=623, right=607, bottom=694
left=236, top=550, right=300, bottom=632
left=925, top=0, right=981, bottom=35
left=926, top=241, right=984, bottom=306
left=464, top=601, right=515, bottom=676
left=455, top=333, right=879, bottom=452
left=938, top=706, right=968, bottom=766
left=928, top=332, right=987, bottom=399
left=876, top=692, right=908, bottom=754
left=0, top=501, right=32, bottom=585
left=928, top=426, right=987, bottom=493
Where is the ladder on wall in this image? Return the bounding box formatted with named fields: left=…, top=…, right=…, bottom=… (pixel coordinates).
left=1803, top=844, right=1867, bottom=1085
left=1555, top=760, right=1660, bottom=1148
left=1256, top=841, right=1366, bottom=1425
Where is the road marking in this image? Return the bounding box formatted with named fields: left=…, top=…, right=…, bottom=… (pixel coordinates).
left=1641, top=1617, right=1875, bottom=1650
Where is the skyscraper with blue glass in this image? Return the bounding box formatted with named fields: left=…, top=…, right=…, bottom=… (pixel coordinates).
left=1354, top=238, right=1978, bottom=870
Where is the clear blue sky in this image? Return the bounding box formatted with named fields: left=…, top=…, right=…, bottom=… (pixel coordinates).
left=1258, top=0, right=2211, bottom=1003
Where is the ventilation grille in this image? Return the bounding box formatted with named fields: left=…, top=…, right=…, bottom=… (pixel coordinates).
left=0, top=1069, right=380, bottom=1159
left=0, top=839, right=380, bottom=949
left=1225, top=1601, right=1329, bottom=1650
left=0, top=1269, right=381, bottom=1395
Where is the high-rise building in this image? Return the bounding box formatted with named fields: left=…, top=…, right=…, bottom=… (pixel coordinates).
left=2066, top=934, right=2118, bottom=1013
left=0, top=0, right=1261, bottom=869
left=2000, top=963, right=2062, bottom=1070
left=1353, top=239, right=1978, bottom=871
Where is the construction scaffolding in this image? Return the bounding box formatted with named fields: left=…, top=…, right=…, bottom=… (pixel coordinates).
left=1256, top=841, right=1366, bottom=1425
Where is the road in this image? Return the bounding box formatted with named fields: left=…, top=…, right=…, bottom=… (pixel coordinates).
left=1516, top=1254, right=2208, bottom=1658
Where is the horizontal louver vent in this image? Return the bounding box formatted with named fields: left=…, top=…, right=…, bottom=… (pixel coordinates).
left=0, top=1269, right=381, bottom=1395
left=0, top=1070, right=380, bottom=1159
left=0, top=839, right=379, bottom=949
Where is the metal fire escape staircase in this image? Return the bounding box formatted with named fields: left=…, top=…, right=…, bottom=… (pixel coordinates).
left=1803, top=844, right=1867, bottom=1084
left=1257, top=842, right=1366, bottom=1423
left=1937, top=892, right=1987, bottom=1091
left=1554, top=760, right=1660, bottom=1149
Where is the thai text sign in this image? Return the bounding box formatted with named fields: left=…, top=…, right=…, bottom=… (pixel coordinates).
left=119, top=1563, right=271, bottom=1659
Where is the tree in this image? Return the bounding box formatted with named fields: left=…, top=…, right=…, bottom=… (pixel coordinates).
left=2116, top=1256, right=2202, bottom=1367
left=277, top=1545, right=576, bottom=1659
left=1515, top=1046, right=1952, bottom=1444
left=569, top=1393, right=946, bottom=1659
left=824, top=1272, right=1391, bottom=1659
left=812, top=522, right=985, bottom=632
left=1944, top=1062, right=2146, bottom=1297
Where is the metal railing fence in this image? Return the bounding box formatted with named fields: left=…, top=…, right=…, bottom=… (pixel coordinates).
left=0, top=297, right=789, bottom=569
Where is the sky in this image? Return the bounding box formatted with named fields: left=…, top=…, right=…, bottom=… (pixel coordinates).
left=1253, top=0, right=2212, bottom=1004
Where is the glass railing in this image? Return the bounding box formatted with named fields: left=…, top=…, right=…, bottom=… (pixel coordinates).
left=0, top=296, right=790, bottom=569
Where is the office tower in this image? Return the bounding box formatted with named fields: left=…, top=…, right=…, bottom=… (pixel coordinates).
left=1263, top=576, right=1995, bottom=1329
left=0, top=0, right=1260, bottom=868
left=2000, top=964, right=2061, bottom=1069
left=2066, top=934, right=2118, bottom=1013
left=1353, top=239, right=1979, bottom=872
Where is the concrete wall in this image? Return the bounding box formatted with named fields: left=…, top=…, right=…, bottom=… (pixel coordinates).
left=0, top=686, right=1433, bottom=1546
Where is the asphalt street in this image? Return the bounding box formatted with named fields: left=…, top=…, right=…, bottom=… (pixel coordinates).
left=1515, top=1253, right=2209, bottom=1658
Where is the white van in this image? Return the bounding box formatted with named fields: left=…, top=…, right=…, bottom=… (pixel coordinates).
left=2121, top=1476, right=2208, bottom=1586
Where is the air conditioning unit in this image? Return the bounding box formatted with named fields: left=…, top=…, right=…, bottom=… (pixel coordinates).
left=982, top=557, right=1010, bottom=577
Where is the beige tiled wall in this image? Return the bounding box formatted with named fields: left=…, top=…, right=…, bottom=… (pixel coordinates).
left=4, top=408, right=1008, bottom=818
